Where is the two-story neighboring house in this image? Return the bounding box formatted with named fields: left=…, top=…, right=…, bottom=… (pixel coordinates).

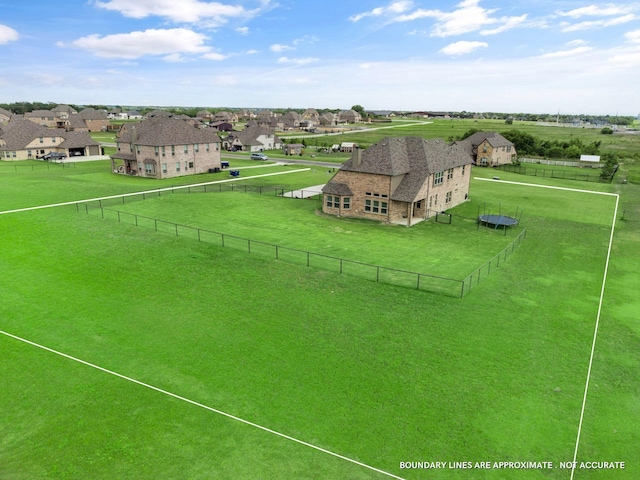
left=452, top=131, right=516, bottom=167
left=24, top=110, right=63, bottom=128
left=0, top=118, right=100, bottom=160
left=322, top=137, right=472, bottom=226
left=223, top=125, right=281, bottom=152
left=110, top=114, right=221, bottom=179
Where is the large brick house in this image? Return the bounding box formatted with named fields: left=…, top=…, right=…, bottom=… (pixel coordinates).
left=110, top=114, right=221, bottom=179
left=322, top=137, right=472, bottom=226
left=0, top=118, right=100, bottom=160
left=452, top=131, right=516, bottom=166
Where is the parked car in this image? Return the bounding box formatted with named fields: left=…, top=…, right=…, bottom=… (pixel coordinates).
left=42, top=152, right=67, bottom=161
left=250, top=152, right=268, bottom=161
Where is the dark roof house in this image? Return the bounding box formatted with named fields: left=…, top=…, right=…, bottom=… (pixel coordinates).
left=322, top=136, right=472, bottom=226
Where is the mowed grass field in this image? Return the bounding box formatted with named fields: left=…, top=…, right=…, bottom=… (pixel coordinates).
left=0, top=154, right=639, bottom=479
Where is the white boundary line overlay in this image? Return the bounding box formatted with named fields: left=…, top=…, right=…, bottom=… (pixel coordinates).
left=0, top=329, right=406, bottom=480
left=475, top=178, right=619, bottom=479
left=0, top=168, right=311, bottom=216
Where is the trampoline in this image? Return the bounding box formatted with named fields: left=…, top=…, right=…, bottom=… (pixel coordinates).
left=478, top=214, right=519, bottom=228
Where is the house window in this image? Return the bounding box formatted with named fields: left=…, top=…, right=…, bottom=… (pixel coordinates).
left=52, top=137, right=56, bottom=143
left=507, top=146, right=512, bottom=152
left=195, top=144, right=199, bottom=153
left=416, top=201, right=422, bottom=209
left=326, top=195, right=337, bottom=208
left=447, top=168, right=454, bottom=179
left=189, top=162, right=194, bottom=169
left=138, top=162, right=143, bottom=171
left=154, top=146, right=159, bottom=155
left=343, top=197, right=351, bottom=209
left=433, top=171, right=444, bottom=186
left=136, top=145, right=140, bottom=154
left=445, top=191, right=452, bottom=204
left=145, top=163, right=155, bottom=175
left=39, top=137, right=44, bottom=143
left=176, top=162, right=180, bottom=172
left=185, top=161, right=188, bottom=170
left=480, top=157, right=488, bottom=165
left=162, top=163, right=167, bottom=173
left=184, top=145, right=188, bottom=153
left=161, top=146, right=165, bottom=156
left=462, top=165, right=466, bottom=175
left=206, top=143, right=210, bottom=152
left=27, top=150, right=32, bottom=158
left=171, top=145, right=175, bottom=155
left=365, top=199, right=387, bottom=214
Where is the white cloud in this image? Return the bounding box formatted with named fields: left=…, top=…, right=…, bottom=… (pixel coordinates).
left=60, top=28, right=211, bottom=59
left=558, top=4, right=635, bottom=18
left=0, top=24, right=19, bottom=44
left=626, top=29, right=640, bottom=43
left=277, top=56, right=319, bottom=65
left=202, top=51, right=228, bottom=60
left=393, top=0, right=527, bottom=38
left=567, top=39, right=588, bottom=47
left=439, top=40, right=488, bottom=56
left=539, top=46, right=593, bottom=58
left=350, top=1, right=414, bottom=22
left=92, top=0, right=256, bottom=25
left=561, top=14, right=636, bottom=32
left=236, top=26, right=249, bottom=35
left=271, top=43, right=294, bottom=52
left=246, top=49, right=259, bottom=54
left=480, top=15, right=527, bottom=35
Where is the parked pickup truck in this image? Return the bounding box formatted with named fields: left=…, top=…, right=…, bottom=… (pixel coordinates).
left=42, top=152, right=67, bottom=160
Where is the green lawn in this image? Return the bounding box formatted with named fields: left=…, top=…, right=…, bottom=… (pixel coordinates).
left=0, top=152, right=638, bottom=479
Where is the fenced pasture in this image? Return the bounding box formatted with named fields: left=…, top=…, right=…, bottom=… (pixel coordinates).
left=495, top=163, right=613, bottom=183
left=1, top=159, right=638, bottom=479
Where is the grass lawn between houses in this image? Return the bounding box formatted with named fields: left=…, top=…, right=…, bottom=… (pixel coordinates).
left=0, top=157, right=639, bottom=479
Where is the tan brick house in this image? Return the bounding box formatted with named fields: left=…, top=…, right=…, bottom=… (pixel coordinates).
left=452, top=131, right=516, bottom=166
left=110, top=114, right=221, bottom=179
left=0, top=118, right=100, bottom=160
left=322, top=137, right=472, bottom=226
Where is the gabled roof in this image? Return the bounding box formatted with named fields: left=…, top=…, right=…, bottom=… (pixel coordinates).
left=0, top=118, right=92, bottom=150
left=78, top=108, right=108, bottom=120
left=0, top=118, right=63, bottom=150
left=117, top=115, right=221, bottom=146
left=25, top=110, right=57, bottom=118
left=454, top=131, right=513, bottom=157
left=52, top=104, right=78, bottom=114
left=59, top=131, right=100, bottom=149
left=334, top=136, right=472, bottom=203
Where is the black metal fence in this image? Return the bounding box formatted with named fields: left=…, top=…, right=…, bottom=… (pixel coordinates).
left=78, top=202, right=464, bottom=297
left=461, top=228, right=527, bottom=295
left=0, top=161, right=77, bottom=172
left=496, top=164, right=613, bottom=183
left=75, top=186, right=527, bottom=298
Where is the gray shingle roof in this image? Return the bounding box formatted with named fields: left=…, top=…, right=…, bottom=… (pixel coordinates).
left=117, top=115, right=221, bottom=146
left=331, top=136, right=472, bottom=203
left=321, top=182, right=353, bottom=196
left=0, top=118, right=97, bottom=150
left=454, top=131, right=514, bottom=156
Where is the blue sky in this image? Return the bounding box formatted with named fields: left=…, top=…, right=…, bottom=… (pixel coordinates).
left=0, top=0, right=639, bottom=114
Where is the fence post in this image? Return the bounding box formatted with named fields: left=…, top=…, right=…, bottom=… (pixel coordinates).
left=221, top=234, right=225, bottom=247
left=460, top=281, right=464, bottom=298
left=417, top=274, right=420, bottom=290
left=307, top=252, right=310, bottom=267
left=198, top=229, right=201, bottom=242
left=340, top=259, right=343, bottom=274
left=175, top=224, right=178, bottom=236
left=101, top=208, right=104, bottom=219
left=248, top=239, right=251, bottom=253
left=376, top=266, right=380, bottom=282
left=276, top=245, right=279, bottom=260
left=154, top=219, right=157, bottom=231
left=135, top=215, right=138, bottom=227
left=117, top=211, right=120, bottom=222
